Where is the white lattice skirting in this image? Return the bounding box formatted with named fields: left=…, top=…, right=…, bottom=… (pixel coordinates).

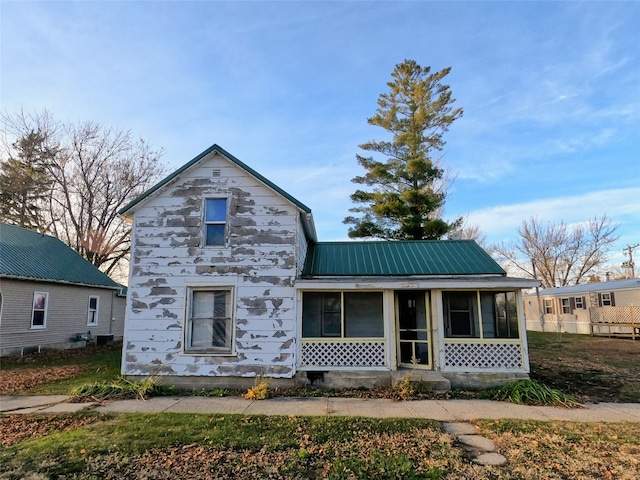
left=301, top=341, right=386, bottom=367
left=444, top=342, right=523, bottom=370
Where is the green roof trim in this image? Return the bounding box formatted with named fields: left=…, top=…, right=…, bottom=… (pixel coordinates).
left=119, top=144, right=312, bottom=215
left=303, top=240, right=506, bottom=277
left=0, top=223, right=122, bottom=289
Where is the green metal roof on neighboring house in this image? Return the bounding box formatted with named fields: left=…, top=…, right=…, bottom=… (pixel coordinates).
left=303, top=240, right=506, bottom=277
left=0, top=223, right=122, bottom=289
left=119, top=144, right=312, bottom=215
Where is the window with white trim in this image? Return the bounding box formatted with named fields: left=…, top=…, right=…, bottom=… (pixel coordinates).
left=302, top=292, right=384, bottom=338
left=561, top=298, right=571, bottom=314
left=443, top=291, right=519, bottom=339
left=185, top=287, right=234, bottom=354
left=31, top=292, right=48, bottom=328
left=601, top=293, right=612, bottom=306
left=87, top=296, right=99, bottom=326
left=204, top=198, right=227, bottom=246
left=543, top=299, right=553, bottom=314
left=574, top=297, right=584, bottom=309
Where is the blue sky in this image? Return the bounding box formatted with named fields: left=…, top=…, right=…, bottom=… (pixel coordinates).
left=2, top=1, right=639, bottom=271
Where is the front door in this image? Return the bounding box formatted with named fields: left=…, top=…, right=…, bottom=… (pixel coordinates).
left=396, top=291, right=431, bottom=368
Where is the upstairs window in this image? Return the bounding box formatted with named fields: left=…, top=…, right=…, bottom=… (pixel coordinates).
left=31, top=292, right=48, bottom=329
left=205, top=198, right=227, bottom=246
left=87, top=296, right=99, bottom=326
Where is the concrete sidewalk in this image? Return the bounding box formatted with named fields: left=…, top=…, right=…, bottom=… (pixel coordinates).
left=2, top=395, right=640, bottom=422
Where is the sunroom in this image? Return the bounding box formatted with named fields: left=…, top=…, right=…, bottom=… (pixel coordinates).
left=296, top=240, right=539, bottom=387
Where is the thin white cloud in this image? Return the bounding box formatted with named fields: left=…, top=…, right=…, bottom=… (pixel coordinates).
left=463, top=187, right=640, bottom=243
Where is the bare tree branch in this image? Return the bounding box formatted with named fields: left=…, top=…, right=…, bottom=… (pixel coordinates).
left=490, top=215, right=620, bottom=288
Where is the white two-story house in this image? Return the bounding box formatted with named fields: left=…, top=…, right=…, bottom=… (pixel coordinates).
left=119, top=144, right=539, bottom=390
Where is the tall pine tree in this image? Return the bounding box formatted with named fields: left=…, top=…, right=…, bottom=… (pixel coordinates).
left=0, top=131, right=56, bottom=231
left=344, top=60, right=463, bottom=240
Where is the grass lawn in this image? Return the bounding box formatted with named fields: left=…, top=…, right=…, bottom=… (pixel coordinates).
left=1, top=335, right=640, bottom=478
left=0, top=344, right=122, bottom=395
left=1, top=412, right=638, bottom=479
left=527, top=331, right=640, bottom=403
left=2, top=332, right=639, bottom=403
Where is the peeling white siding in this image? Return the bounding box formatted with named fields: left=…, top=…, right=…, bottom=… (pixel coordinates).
left=122, top=152, right=303, bottom=379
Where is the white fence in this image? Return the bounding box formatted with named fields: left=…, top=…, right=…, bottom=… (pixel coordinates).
left=590, top=306, right=640, bottom=339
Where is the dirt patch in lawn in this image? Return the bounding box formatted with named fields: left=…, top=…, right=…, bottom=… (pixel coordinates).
left=528, top=333, right=640, bottom=403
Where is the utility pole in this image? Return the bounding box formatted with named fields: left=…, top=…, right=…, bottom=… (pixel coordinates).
left=622, top=244, right=639, bottom=278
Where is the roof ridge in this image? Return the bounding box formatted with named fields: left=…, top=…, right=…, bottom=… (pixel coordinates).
left=119, top=144, right=312, bottom=215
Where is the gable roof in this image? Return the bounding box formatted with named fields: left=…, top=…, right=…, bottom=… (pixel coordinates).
left=303, top=240, right=506, bottom=277
left=119, top=144, right=312, bottom=215
left=0, top=223, right=122, bottom=289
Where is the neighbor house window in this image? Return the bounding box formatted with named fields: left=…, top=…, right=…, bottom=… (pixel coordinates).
left=574, top=297, right=584, bottom=309
left=600, top=293, right=613, bottom=306
left=561, top=298, right=571, bottom=314
left=31, top=292, right=48, bottom=328
left=87, top=296, right=99, bottom=326
left=302, top=292, right=384, bottom=339
left=185, top=287, right=234, bottom=354
left=205, top=198, right=227, bottom=246
left=444, top=291, right=519, bottom=339
left=544, top=299, right=553, bottom=314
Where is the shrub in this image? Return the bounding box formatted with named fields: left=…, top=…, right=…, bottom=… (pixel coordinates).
left=70, top=376, right=174, bottom=401
left=245, top=377, right=270, bottom=400
left=484, top=379, right=581, bottom=407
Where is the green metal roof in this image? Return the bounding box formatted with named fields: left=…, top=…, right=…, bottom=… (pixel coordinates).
left=119, top=144, right=312, bottom=215
left=0, top=223, right=122, bottom=289
left=303, top=240, right=506, bottom=277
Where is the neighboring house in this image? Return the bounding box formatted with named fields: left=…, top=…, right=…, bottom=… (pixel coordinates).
left=119, top=144, right=539, bottom=390
left=0, top=223, right=126, bottom=356
left=524, top=278, right=640, bottom=337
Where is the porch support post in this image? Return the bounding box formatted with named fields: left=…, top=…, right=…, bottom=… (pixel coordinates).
left=517, top=290, right=530, bottom=373
left=431, top=289, right=444, bottom=371
left=386, top=290, right=398, bottom=371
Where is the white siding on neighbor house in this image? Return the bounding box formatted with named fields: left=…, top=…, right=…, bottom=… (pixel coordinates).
left=123, top=152, right=302, bottom=378
left=524, top=281, right=640, bottom=334
left=0, top=278, right=123, bottom=355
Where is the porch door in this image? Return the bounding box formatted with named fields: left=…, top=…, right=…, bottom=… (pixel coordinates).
left=396, top=291, right=431, bottom=368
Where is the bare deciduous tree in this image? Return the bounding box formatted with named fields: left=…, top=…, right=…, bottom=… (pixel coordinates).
left=1, top=110, right=165, bottom=276
left=491, top=215, right=620, bottom=288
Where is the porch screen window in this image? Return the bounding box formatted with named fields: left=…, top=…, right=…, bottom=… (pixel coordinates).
left=444, top=291, right=519, bottom=339
left=31, top=292, right=48, bottom=328
left=444, top=292, right=478, bottom=337
left=87, top=296, right=99, bottom=326
left=302, top=292, right=383, bottom=338
left=205, top=198, right=227, bottom=246
left=185, top=288, right=233, bottom=354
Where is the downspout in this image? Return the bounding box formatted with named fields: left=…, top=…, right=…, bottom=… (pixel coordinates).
left=109, top=289, right=115, bottom=335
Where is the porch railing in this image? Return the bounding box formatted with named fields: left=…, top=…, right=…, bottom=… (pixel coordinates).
left=300, top=339, right=386, bottom=368
left=590, top=306, right=640, bottom=339
left=443, top=340, right=524, bottom=371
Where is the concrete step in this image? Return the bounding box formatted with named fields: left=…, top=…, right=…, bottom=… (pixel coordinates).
left=391, top=370, right=451, bottom=392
